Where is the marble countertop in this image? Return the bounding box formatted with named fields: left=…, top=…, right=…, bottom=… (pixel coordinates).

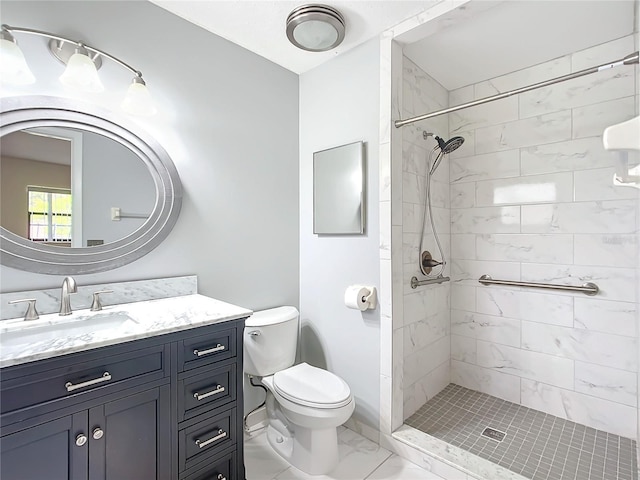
left=0, top=294, right=253, bottom=368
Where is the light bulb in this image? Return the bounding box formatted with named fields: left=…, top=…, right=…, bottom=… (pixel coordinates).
left=59, top=46, right=104, bottom=93
left=0, top=36, right=35, bottom=85
left=121, top=77, right=157, bottom=116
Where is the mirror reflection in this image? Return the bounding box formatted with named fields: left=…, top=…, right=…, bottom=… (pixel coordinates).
left=0, top=127, right=155, bottom=248
left=313, top=141, right=365, bottom=235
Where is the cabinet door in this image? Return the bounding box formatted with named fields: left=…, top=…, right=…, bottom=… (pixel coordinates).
left=88, top=385, right=171, bottom=480
left=1, top=411, right=88, bottom=480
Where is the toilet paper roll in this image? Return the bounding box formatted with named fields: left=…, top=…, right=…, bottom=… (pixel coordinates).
left=344, top=285, right=370, bottom=311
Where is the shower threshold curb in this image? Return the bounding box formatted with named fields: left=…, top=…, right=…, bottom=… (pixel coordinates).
left=389, top=425, right=528, bottom=480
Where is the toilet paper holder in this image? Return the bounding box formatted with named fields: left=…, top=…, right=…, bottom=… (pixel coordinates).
left=344, top=285, right=377, bottom=311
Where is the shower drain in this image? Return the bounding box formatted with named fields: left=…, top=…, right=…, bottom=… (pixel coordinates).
left=481, top=427, right=506, bottom=442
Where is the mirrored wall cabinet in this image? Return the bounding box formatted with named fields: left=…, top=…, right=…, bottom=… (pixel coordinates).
left=313, top=141, right=365, bottom=235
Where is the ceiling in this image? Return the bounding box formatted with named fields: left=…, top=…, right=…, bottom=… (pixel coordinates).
left=149, top=0, right=437, bottom=74
left=403, top=0, right=637, bottom=90
left=2, top=131, right=71, bottom=165
left=150, top=0, right=636, bottom=90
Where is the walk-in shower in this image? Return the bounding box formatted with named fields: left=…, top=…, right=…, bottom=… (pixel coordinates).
left=392, top=2, right=640, bottom=478
left=418, top=132, right=464, bottom=277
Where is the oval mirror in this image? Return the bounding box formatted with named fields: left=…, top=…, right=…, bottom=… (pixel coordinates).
left=0, top=95, right=182, bottom=274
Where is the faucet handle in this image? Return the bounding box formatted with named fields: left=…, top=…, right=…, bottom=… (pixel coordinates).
left=8, top=299, right=39, bottom=321
left=90, top=290, right=113, bottom=312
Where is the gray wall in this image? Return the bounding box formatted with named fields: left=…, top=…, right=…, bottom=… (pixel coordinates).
left=0, top=1, right=299, bottom=313
left=299, top=38, right=381, bottom=433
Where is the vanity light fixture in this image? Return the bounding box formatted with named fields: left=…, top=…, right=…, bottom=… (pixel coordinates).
left=0, top=28, right=35, bottom=85
left=286, top=4, right=345, bottom=52
left=0, top=24, right=157, bottom=116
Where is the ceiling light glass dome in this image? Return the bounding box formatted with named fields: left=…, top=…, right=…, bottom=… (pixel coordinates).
left=286, top=4, right=345, bottom=52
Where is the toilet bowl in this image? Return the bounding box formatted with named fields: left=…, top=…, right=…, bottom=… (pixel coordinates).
left=243, top=307, right=355, bottom=475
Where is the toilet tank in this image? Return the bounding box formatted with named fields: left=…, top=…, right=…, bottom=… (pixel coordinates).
left=243, top=306, right=299, bottom=377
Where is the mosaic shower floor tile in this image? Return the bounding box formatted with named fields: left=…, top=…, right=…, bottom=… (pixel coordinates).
left=406, top=384, right=637, bottom=480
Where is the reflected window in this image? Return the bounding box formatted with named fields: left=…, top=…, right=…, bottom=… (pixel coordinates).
left=27, top=186, right=72, bottom=244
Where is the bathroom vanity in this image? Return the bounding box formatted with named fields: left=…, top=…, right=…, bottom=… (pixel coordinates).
left=0, top=294, right=251, bottom=480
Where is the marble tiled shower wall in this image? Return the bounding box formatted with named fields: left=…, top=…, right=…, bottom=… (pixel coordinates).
left=447, top=34, right=639, bottom=439
left=401, top=57, right=452, bottom=418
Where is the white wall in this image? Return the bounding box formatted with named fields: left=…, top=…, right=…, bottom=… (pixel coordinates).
left=446, top=34, right=639, bottom=439
left=299, top=38, right=381, bottom=434
left=401, top=57, right=452, bottom=419
left=0, top=1, right=299, bottom=313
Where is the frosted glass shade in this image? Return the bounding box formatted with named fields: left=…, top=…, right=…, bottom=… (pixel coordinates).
left=292, top=20, right=339, bottom=51
left=0, top=38, right=35, bottom=85
left=121, top=81, right=157, bottom=116
left=59, top=52, right=104, bottom=93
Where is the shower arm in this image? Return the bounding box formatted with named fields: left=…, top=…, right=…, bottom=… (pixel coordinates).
left=395, top=51, right=639, bottom=128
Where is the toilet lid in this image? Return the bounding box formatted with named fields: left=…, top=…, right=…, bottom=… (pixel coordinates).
left=273, top=363, right=352, bottom=409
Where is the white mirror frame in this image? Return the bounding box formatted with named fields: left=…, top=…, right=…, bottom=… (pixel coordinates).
left=0, top=95, right=183, bottom=274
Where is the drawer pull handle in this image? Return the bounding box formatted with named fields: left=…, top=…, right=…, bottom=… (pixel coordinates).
left=193, top=344, right=225, bottom=357
left=193, top=385, right=225, bottom=401
left=65, top=372, right=112, bottom=392
left=195, top=429, right=227, bottom=449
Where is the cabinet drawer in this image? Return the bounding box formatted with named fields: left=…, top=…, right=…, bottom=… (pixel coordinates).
left=179, top=363, right=236, bottom=421
left=1, top=345, right=166, bottom=415
left=179, top=328, right=236, bottom=372
left=182, top=450, right=235, bottom=480
left=179, top=407, right=236, bottom=472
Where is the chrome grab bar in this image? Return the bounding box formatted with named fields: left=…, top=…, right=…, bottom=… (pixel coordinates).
left=195, top=429, right=227, bottom=449
left=65, top=372, right=112, bottom=392
left=193, top=385, right=225, bottom=401
left=193, top=344, right=225, bottom=357
left=478, top=275, right=599, bottom=296
left=411, top=276, right=450, bottom=289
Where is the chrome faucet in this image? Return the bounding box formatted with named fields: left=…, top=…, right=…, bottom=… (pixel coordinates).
left=59, top=276, right=77, bottom=316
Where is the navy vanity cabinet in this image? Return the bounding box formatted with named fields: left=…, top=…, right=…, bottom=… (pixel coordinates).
left=176, top=324, right=244, bottom=480
left=0, top=382, right=171, bottom=480
left=0, top=341, right=172, bottom=480
left=0, top=412, right=88, bottom=480
left=0, top=317, right=246, bottom=480
left=87, top=385, right=172, bottom=480
left=181, top=450, right=236, bottom=480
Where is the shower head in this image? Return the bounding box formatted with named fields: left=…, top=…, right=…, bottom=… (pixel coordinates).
left=428, top=135, right=465, bottom=175
left=435, top=136, right=465, bottom=154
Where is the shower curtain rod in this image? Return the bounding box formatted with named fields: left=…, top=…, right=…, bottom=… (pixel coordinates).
left=394, top=51, right=639, bottom=128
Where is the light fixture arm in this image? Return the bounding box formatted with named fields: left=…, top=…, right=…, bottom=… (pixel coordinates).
left=1, top=24, right=144, bottom=79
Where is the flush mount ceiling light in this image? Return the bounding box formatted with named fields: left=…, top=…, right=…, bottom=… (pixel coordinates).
left=286, top=4, right=345, bottom=52
left=0, top=24, right=157, bottom=116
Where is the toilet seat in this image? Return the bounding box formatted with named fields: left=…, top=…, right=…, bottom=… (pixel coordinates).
left=273, top=363, right=352, bottom=409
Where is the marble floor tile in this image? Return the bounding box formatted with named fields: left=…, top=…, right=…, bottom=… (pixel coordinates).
left=244, top=426, right=446, bottom=480
left=366, top=455, right=448, bottom=480
left=245, top=432, right=292, bottom=480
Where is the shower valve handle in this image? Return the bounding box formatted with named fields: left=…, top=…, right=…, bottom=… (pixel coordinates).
left=422, top=258, right=444, bottom=268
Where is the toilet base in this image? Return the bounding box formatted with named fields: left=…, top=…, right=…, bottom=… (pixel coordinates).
left=266, top=423, right=339, bottom=475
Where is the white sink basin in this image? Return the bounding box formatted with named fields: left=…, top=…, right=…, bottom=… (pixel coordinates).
left=0, top=311, right=140, bottom=350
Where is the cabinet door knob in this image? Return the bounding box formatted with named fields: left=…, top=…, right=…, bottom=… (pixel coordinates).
left=217, top=475, right=227, bottom=480
left=75, top=434, right=87, bottom=447
left=92, top=427, right=104, bottom=440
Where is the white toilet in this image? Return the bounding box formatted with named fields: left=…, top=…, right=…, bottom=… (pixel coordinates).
left=243, top=306, right=355, bottom=475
